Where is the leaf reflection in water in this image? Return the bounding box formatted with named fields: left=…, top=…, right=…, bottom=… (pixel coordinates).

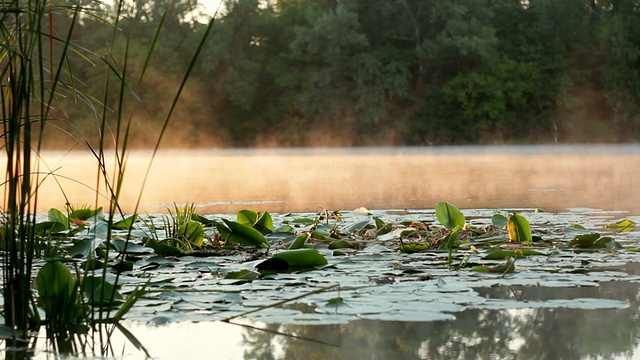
left=50, top=274, right=640, bottom=360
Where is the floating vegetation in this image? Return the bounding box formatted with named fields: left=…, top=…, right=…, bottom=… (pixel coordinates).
left=3, top=203, right=638, bottom=328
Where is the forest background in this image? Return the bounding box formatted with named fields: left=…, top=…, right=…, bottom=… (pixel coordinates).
left=42, top=0, right=640, bottom=148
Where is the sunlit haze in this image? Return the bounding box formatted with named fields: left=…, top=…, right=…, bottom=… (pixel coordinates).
left=6, top=145, right=640, bottom=215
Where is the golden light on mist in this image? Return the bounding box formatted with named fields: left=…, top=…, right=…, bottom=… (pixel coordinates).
left=3, top=146, right=639, bottom=215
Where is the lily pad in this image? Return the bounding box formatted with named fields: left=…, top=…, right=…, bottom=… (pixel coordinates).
left=256, top=249, right=328, bottom=273
left=111, top=239, right=154, bottom=254
left=605, top=219, right=636, bottom=232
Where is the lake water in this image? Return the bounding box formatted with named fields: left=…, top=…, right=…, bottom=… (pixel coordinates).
left=3, top=144, right=640, bottom=359
left=22, top=265, right=640, bottom=359
left=8, top=144, right=640, bottom=214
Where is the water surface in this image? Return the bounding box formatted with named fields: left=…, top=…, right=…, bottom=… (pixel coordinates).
left=7, top=144, right=640, bottom=214
left=3, top=144, right=640, bottom=359
left=25, top=267, right=640, bottom=359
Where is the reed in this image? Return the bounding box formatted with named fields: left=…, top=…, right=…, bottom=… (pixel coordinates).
left=1, top=0, right=216, bottom=355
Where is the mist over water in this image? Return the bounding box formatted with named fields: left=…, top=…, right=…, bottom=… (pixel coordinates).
left=5, top=144, right=640, bottom=215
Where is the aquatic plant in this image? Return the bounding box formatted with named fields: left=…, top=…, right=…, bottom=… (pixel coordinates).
left=152, top=203, right=205, bottom=250
left=0, top=0, right=217, bottom=356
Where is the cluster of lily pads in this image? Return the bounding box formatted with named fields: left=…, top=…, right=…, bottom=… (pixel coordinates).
left=21, top=202, right=639, bottom=326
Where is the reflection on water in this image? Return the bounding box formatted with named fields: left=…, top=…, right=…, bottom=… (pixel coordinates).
left=4, top=144, right=640, bottom=214
left=22, top=264, right=639, bottom=359
left=233, top=272, right=640, bottom=359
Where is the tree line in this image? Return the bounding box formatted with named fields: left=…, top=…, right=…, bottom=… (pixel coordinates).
left=47, top=0, right=640, bottom=148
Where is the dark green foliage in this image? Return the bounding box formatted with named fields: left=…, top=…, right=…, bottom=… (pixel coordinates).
left=256, top=249, right=328, bottom=273
left=1, top=0, right=213, bottom=354
left=23, top=0, right=640, bottom=148
left=36, top=261, right=85, bottom=329
left=215, top=219, right=269, bottom=247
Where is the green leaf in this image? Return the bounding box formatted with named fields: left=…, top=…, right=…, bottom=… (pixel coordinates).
left=36, top=260, right=79, bottom=326
left=596, top=236, right=622, bottom=249
left=113, top=214, right=138, bottom=230
left=373, top=217, right=386, bottom=230
left=37, top=261, right=75, bottom=300
left=373, top=217, right=394, bottom=235
left=273, top=249, right=328, bottom=266
left=112, top=260, right=134, bottom=272
left=224, top=269, right=260, bottom=280
left=217, top=220, right=268, bottom=247
left=291, top=218, right=315, bottom=225
left=34, top=221, right=69, bottom=235
left=507, top=214, right=532, bottom=242
left=311, top=228, right=331, bottom=241
left=82, top=276, right=123, bottom=306
left=256, top=249, right=328, bottom=272
left=563, top=224, right=593, bottom=234
left=83, top=259, right=104, bottom=271
left=255, top=211, right=274, bottom=234
left=144, top=238, right=185, bottom=257
left=492, top=214, right=508, bottom=228
left=570, top=234, right=621, bottom=249
left=344, top=218, right=373, bottom=233
left=236, top=210, right=273, bottom=234
left=435, top=202, right=465, bottom=229
left=483, top=249, right=545, bottom=259
left=400, top=243, right=431, bottom=253
left=191, top=213, right=215, bottom=226
left=274, top=225, right=294, bottom=233
left=48, top=208, right=70, bottom=228
left=237, top=210, right=258, bottom=227
left=328, top=239, right=354, bottom=249
left=471, top=257, right=516, bottom=274
left=569, top=233, right=601, bottom=248
left=69, top=207, right=102, bottom=221
left=605, top=219, right=636, bottom=232
left=178, top=221, right=205, bottom=246
left=289, top=232, right=311, bottom=250
left=69, top=238, right=103, bottom=258
left=438, top=226, right=462, bottom=250
left=111, top=239, right=154, bottom=254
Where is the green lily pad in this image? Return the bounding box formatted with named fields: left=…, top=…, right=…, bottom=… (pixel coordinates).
left=69, top=238, right=103, bottom=258
left=111, top=239, right=154, bottom=254
left=113, top=214, right=139, bottom=230
left=492, top=214, right=508, bottom=228
left=605, top=219, right=636, bottom=232
left=328, top=239, right=354, bottom=249
left=256, top=249, right=328, bottom=272
left=569, top=233, right=621, bottom=248
left=483, top=249, right=545, bottom=260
